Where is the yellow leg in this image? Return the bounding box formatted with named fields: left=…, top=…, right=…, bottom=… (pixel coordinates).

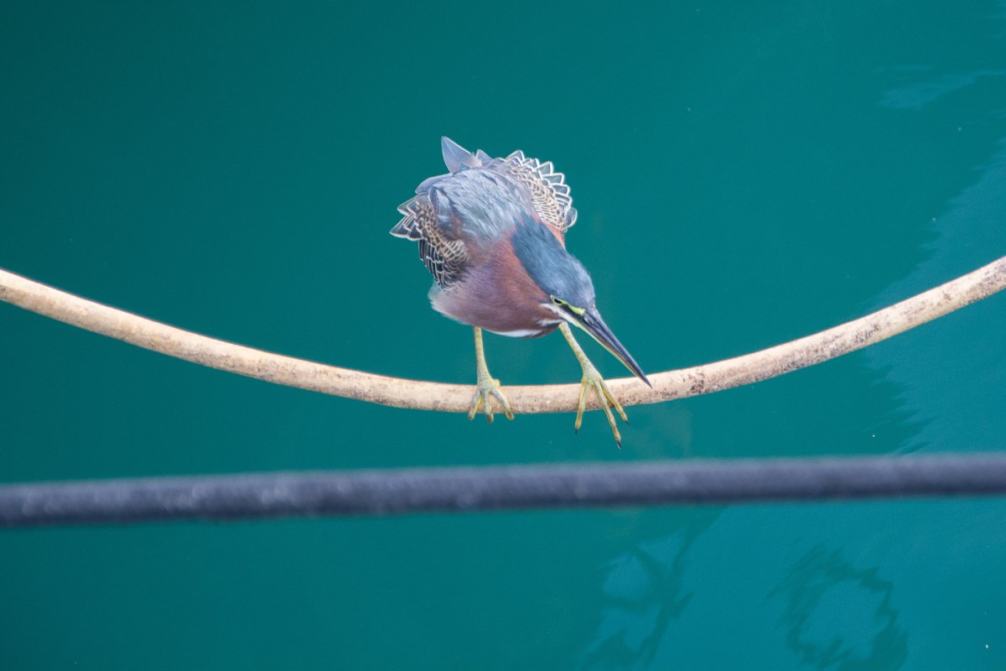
left=559, top=322, right=628, bottom=447
left=467, top=327, right=514, bottom=423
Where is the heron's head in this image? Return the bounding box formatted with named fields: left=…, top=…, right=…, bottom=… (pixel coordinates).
left=513, top=220, right=650, bottom=386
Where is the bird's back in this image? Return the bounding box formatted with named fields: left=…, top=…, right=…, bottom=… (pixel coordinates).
left=420, top=168, right=530, bottom=246
left=391, top=137, right=577, bottom=288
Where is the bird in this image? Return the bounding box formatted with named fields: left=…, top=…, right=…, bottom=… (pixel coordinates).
left=391, top=137, right=650, bottom=445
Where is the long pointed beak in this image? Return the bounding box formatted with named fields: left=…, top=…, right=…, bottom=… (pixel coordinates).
left=574, top=308, right=651, bottom=387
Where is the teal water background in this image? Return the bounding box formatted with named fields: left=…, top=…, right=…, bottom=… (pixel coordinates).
left=2, top=2, right=1006, bottom=669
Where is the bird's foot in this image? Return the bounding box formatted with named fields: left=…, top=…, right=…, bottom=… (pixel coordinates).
left=468, top=374, right=514, bottom=424
left=575, top=362, right=629, bottom=448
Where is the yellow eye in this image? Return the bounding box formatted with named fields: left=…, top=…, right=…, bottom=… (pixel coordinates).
left=551, top=296, right=585, bottom=316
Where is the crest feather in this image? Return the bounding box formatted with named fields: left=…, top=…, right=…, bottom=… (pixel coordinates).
left=441, top=136, right=483, bottom=173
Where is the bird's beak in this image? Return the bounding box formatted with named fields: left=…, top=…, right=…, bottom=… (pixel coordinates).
left=572, top=308, right=651, bottom=387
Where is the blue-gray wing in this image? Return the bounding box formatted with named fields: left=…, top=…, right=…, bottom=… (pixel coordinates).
left=437, top=136, right=578, bottom=236
left=389, top=137, right=578, bottom=287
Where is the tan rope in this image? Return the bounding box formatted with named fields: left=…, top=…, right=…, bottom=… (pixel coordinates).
left=1, top=258, right=1004, bottom=414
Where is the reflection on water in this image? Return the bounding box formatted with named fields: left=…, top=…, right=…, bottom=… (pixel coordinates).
left=770, top=547, right=907, bottom=670
left=583, top=517, right=713, bottom=670
left=880, top=69, right=1006, bottom=110
left=870, top=33, right=1006, bottom=454
left=867, top=136, right=1006, bottom=455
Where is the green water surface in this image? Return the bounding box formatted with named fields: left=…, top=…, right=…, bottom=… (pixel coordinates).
left=2, top=2, right=1006, bottom=669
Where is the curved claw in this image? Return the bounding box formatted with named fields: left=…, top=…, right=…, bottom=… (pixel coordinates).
left=468, top=377, right=515, bottom=423
left=575, top=364, right=629, bottom=447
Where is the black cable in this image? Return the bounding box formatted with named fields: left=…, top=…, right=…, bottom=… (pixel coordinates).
left=3, top=453, right=1006, bottom=528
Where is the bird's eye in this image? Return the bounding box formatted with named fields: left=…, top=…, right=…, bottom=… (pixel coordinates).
left=550, top=296, right=586, bottom=316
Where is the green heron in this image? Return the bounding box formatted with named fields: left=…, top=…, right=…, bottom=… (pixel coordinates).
left=391, top=137, right=650, bottom=445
